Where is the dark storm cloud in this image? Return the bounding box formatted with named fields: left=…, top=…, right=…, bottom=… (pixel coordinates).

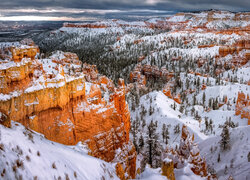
left=0, top=0, right=249, bottom=21
left=1, top=0, right=249, bottom=10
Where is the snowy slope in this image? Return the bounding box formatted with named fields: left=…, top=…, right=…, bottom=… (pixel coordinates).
left=199, top=126, right=250, bottom=180
left=138, top=165, right=167, bottom=180
left=130, top=91, right=208, bottom=148
left=0, top=122, right=118, bottom=180
left=130, top=90, right=249, bottom=179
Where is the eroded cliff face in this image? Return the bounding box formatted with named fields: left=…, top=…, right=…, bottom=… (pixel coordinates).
left=236, top=92, right=250, bottom=125
left=0, top=40, right=136, bottom=179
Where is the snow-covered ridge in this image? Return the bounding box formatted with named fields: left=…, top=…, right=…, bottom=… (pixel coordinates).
left=0, top=122, right=119, bottom=180
left=60, top=10, right=249, bottom=33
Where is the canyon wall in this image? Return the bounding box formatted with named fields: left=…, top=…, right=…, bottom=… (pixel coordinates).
left=0, top=42, right=136, bottom=179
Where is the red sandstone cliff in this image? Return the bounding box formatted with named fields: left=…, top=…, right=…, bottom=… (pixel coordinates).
left=0, top=41, right=136, bottom=179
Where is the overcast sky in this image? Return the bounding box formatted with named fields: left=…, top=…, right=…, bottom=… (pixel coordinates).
left=0, top=0, right=249, bottom=21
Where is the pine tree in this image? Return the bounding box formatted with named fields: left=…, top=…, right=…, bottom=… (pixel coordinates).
left=133, top=135, right=138, bottom=153
left=202, top=92, right=206, bottom=105
left=142, top=118, right=146, bottom=129
left=208, top=98, right=212, bottom=108
left=220, top=125, right=230, bottom=151
left=146, top=120, right=162, bottom=168
left=205, top=117, right=209, bottom=131
left=186, top=78, right=190, bottom=89
left=173, top=102, right=176, bottom=110
left=197, top=77, right=200, bottom=88
left=209, top=119, right=213, bottom=133
left=193, top=95, right=196, bottom=105
left=217, top=153, right=221, bottom=162
left=174, top=124, right=180, bottom=134
left=179, top=104, right=184, bottom=113
left=149, top=105, right=154, bottom=116
left=162, top=124, right=166, bottom=140
left=164, top=127, right=170, bottom=144
left=224, top=165, right=228, bottom=175
left=138, top=134, right=144, bottom=154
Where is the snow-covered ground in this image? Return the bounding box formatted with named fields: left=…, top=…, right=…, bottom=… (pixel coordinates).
left=130, top=88, right=249, bottom=179
left=0, top=122, right=118, bottom=180
left=1, top=10, right=249, bottom=180
left=130, top=91, right=208, bottom=148
left=199, top=126, right=250, bottom=180
left=138, top=165, right=167, bottom=180
left=139, top=162, right=207, bottom=180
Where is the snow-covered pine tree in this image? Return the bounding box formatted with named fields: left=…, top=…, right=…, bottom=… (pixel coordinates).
left=220, top=125, right=230, bottom=151
left=202, top=92, right=206, bottom=105
left=162, top=123, right=166, bottom=140
left=174, top=124, right=180, bottom=134
left=164, top=127, right=170, bottom=145
left=146, top=120, right=162, bottom=168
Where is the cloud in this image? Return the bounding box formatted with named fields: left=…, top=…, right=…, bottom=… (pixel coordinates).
left=0, top=7, right=174, bottom=21
left=0, top=0, right=249, bottom=21
left=0, top=15, right=97, bottom=21
left=145, top=0, right=164, bottom=5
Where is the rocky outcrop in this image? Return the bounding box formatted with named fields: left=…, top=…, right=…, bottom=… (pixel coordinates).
left=219, top=40, right=250, bottom=60
left=0, top=111, right=10, bottom=128
left=11, top=46, right=39, bottom=62
left=163, top=85, right=182, bottom=104
left=164, top=125, right=213, bottom=179
left=162, top=158, right=175, bottom=180
left=188, top=144, right=208, bottom=177
left=236, top=92, right=250, bottom=125
left=113, top=141, right=137, bottom=179
left=129, top=64, right=174, bottom=86
left=0, top=43, right=136, bottom=179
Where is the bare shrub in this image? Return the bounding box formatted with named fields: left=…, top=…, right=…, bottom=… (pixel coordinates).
left=52, top=162, right=57, bottom=169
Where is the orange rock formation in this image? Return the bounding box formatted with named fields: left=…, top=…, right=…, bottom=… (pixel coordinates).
left=164, top=125, right=213, bottom=179
left=235, top=92, right=250, bottom=125
left=162, top=158, right=176, bottom=180
left=0, top=43, right=136, bottom=179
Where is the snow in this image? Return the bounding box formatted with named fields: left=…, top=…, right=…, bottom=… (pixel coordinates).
left=167, top=15, right=189, bottom=22
left=38, top=59, right=58, bottom=75
left=29, top=115, right=36, bottom=120
left=24, top=98, right=39, bottom=107
left=85, top=82, right=92, bottom=95
left=60, top=26, right=124, bottom=36
left=206, top=20, right=250, bottom=29
left=199, top=126, right=250, bottom=180
left=222, top=66, right=250, bottom=83
left=130, top=91, right=208, bottom=148
left=0, top=58, right=32, bottom=70
left=163, top=157, right=173, bottom=163
left=138, top=165, right=167, bottom=180
left=24, top=82, right=45, bottom=93
left=213, top=12, right=234, bottom=19
left=0, top=91, right=22, bottom=101
left=1, top=10, right=249, bottom=180
left=175, top=163, right=206, bottom=180
left=50, top=50, right=66, bottom=60
left=0, top=122, right=119, bottom=180
left=138, top=163, right=205, bottom=180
